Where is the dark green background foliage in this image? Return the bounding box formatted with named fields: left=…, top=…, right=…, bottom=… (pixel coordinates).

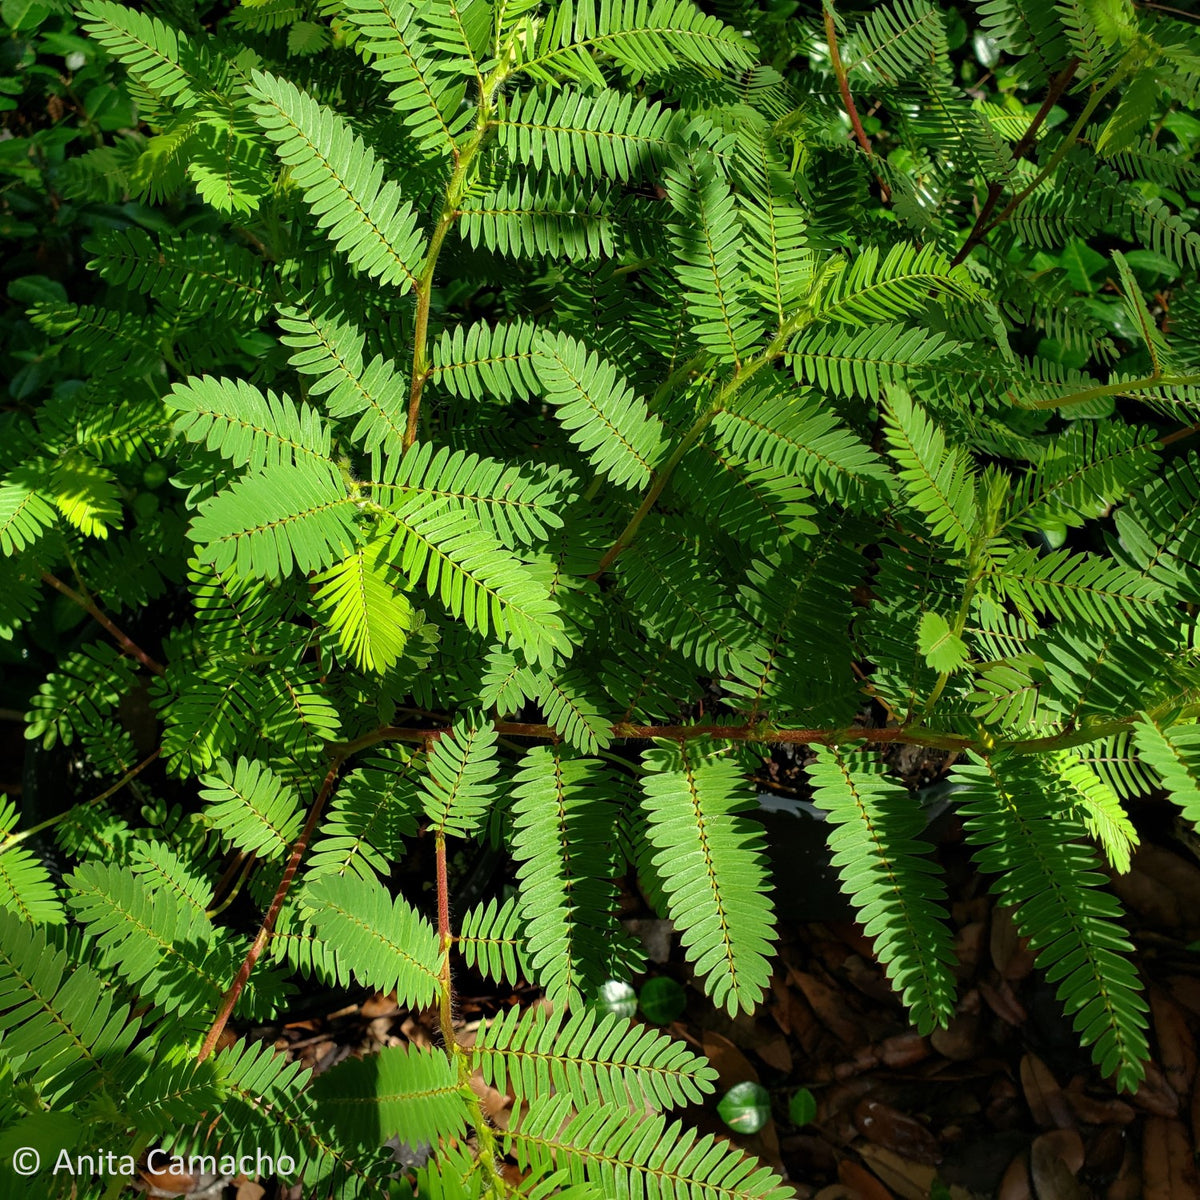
left=0, top=0, right=1199, bottom=1195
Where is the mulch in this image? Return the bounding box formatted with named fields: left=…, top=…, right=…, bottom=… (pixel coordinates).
left=190, top=784, right=1200, bottom=1200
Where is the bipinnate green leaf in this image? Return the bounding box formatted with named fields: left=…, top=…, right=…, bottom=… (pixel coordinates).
left=954, top=756, right=1149, bottom=1090
left=247, top=69, right=426, bottom=290
left=301, top=873, right=441, bottom=1010
left=312, top=1043, right=468, bottom=1149
left=533, top=332, right=667, bottom=491
left=917, top=611, right=969, bottom=674
left=474, top=1004, right=717, bottom=1111
left=639, top=741, right=776, bottom=1016
left=198, top=757, right=303, bottom=860
left=884, top=386, right=978, bottom=551
left=314, top=539, right=417, bottom=674
left=419, top=713, right=499, bottom=838
left=806, top=746, right=957, bottom=1035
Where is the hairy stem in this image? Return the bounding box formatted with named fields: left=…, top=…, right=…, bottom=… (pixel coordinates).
left=435, top=832, right=457, bottom=1053
left=823, top=1, right=890, bottom=202
left=197, top=759, right=342, bottom=1063
left=327, top=702, right=1199, bottom=761
left=42, top=572, right=165, bottom=676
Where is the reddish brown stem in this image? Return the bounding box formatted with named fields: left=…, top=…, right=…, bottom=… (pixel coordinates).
left=823, top=2, right=891, bottom=203
left=950, top=58, right=1079, bottom=266
left=330, top=720, right=974, bottom=758
left=435, top=833, right=456, bottom=1053
left=1159, top=422, right=1200, bottom=449
left=327, top=707, right=1181, bottom=761
left=42, top=572, right=166, bottom=676
left=197, top=759, right=342, bottom=1063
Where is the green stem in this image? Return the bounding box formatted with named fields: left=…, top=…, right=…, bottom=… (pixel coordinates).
left=921, top=541, right=986, bottom=717
left=1021, top=371, right=1200, bottom=410
left=404, top=64, right=508, bottom=451
left=0, top=750, right=159, bottom=857
left=592, top=322, right=801, bottom=575
left=987, top=60, right=1133, bottom=236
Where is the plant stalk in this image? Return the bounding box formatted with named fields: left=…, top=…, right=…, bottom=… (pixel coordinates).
left=0, top=750, right=159, bottom=856
left=197, top=758, right=343, bottom=1063
left=435, top=832, right=457, bottom=1053
left=41, top=572, right=165, bottom=676
left=822, top=1, right=890, bottom=202
left=951, top=58, right=1079, bottom=265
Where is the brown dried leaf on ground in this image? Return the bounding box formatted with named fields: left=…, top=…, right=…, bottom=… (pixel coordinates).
left=997, top=1151, right=1032, bottom=1200
left=1131, top=1061, right=1179, bottom=1117
left=1149, top=984, right=1197, bottom=1097
left=1029, top=1130, right=1085, bottom=1200
left=1142, top=1116, right=1200, bottom=1199
left=837, top=1159, right=895, bottom=1200
left=852, top=1098, right=940, bottom=1164
left=1020, top=1053, right=1074, bottom=1130
left=1109, top=844, right=1200, bottom=938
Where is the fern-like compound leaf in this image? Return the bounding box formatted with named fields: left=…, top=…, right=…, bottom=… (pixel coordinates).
left=188, top=460, right=358, bottom=580
left=306, top=750, right=422, bottom=882
left=342, top=0, right=473, bottom=156
left=456, top=896, right=528, bottom=986
left=813, top=243, right=982, bottom=325
left=664, top=150, right=764, bottom=366
left=314, top=539, right=417, bottom=674
left=0, top=908, right=141, bottom=1105
left=168, top=376, right=335, bottom=472
left=420, top=714, right=499, bottom=839
left=248, top=71, right=425, bottom=290
left=954, top=756, right=1149, bottom=1091
left=806, top=746, right=957, bottom=1035
left=884, top=386, right=979, bottom=551
left=199, top=757, right=303, bottom=860
left=383, top=498, right=568, bottom=667
left=1132, top=716, right=1200, bottom=829
left=301, top=872, right=442, bottom=1009
left=312, top=1042, right=469, bottom=1149
left=533, top=331, right=668, bottom=491
left=507, top=1095, right=793, bottom=1200
left=639, top=740, right=775, bottom=1015
left=494, top=89, right=677, bottom=182
left=0, top=798, right=64, bottom=925
left=1047, top=752, right=1138, bottom=875
left=510, top=746, right=631, bottom=1006
left=474, top=1004, right=717, bottom=1111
